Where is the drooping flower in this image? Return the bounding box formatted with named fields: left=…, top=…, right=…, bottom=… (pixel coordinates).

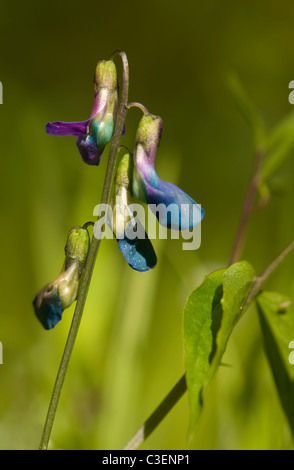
left=110, top=152, right=157, bottom=272
left=46, top=60, right=118, bottom=166
left=33, top=226, right=90, bottom=329
left=132, top=113, right=204, bottom=230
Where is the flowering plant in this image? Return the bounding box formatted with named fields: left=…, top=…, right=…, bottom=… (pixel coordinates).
left=34, top=52, right=294, bottom=451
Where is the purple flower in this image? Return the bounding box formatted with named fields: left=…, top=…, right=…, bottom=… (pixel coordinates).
left=132, top=114, right=204, bottom=230
left=46, top=60, right=118, bottom=165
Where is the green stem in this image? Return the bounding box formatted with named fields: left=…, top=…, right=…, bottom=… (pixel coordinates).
left=241, top=238, right=294, bottom=313
left=127, top=101, right=150, bottom=115
left=123, top=237, right=294, bottom=450
left=123, top=375, right=186, bottom=450
left=228, top=146, right=265, bottom=265
left=39, top=51, right=129, bottom=450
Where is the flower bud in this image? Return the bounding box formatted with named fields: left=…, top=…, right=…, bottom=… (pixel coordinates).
left=94, top=60, right=117, bottom=94
left=135, top=113, right=163, bottom=150
left=64, top=225, right=90, bottom=272
left=33, top=225, right=90, bottom=330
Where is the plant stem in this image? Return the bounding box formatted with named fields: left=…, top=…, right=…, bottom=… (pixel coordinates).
left=127, top=101, right=150, bottom=115
left=39, top=51, right=129, bottom=450
left=124, top=236, right=294, bottom=449
left=228, top=147, right=265, bottom=265
left=123, top=375, right=186, bottom=450
left=241, top=238, right=294, bottom=313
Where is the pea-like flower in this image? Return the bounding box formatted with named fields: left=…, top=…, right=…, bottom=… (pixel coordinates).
left=46, top=60, right=118, bottom=166
left=110, top=152, right=157, bottom=272
left=33, top=226, right=90, bottom=329
left=132, top=113, right=204, bottom=230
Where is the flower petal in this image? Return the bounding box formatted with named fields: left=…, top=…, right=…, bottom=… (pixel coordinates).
left=117, top=219, right=157, bottom=272
left=133, top=145, right=204, bottom=230
left=140, top=174, right=204, bottom=230
left=108, top=152, right=157, bottom=272
left=90, top=113, right=115, bottom=151
left=89, top=87, right=109, bottom=119
left=33, top=285, right=63, bottom=330
left=57, top=262, right=80, bottom=308
left=132, top=113, right=204, bottom=230
left=46, top=119, right=90, bottom=137
left=45, top=61, right=119, bottom=165
left=76, top=134, right=103, bottom=166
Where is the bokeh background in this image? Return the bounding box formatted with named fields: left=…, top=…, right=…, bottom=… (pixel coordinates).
left=1, top=0, right=294, bottom=450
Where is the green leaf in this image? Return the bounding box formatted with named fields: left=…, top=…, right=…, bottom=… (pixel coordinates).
left=183, top=261, right=255, bottom=437
left=227, top=73, right=266, bottom=148
left=183, top=268, right=225, bottom=435
left=257, top=291, right=294, bottom=435
left=211, top=260, right=256, bottom=372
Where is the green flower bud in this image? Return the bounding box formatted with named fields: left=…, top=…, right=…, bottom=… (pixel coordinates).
left=64, top=226, right=90, bottom=273
left=114, top=152, right=134, bottom=190
left=94, top=60, right=117, bottom=93
left=135, top=113, right=163, bottom=149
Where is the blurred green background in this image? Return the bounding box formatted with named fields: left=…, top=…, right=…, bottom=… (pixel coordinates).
left=1, top=0, right=294, bottom=450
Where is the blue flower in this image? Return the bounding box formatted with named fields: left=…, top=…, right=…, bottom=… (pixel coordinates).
left=46, top=60, right=118, bottom=166
left=132, top=114, right=204, bottom=230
